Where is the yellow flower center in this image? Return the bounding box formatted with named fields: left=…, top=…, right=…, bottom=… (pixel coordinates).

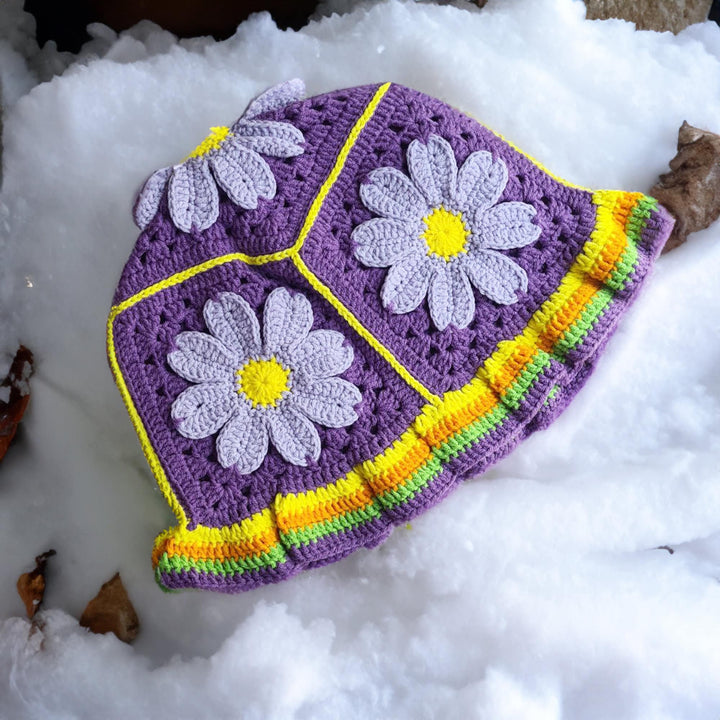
left=236, top=357, right=290, bottom=408
left=421, top=206, right=469, bottom=261
left=186, top=126, right=232, bottom=159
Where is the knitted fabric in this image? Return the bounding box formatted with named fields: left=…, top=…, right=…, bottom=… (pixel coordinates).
left=108, top=81, right=674, bottom=593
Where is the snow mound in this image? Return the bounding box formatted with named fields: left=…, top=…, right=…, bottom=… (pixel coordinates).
left=1, top=0, right=720, bottom=717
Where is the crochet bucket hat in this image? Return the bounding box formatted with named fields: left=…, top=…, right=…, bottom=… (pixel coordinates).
left=108, top=80, right=674, bottom=593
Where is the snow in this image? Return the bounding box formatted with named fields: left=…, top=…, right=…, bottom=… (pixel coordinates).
left=1, top=0, right=720, bottom=717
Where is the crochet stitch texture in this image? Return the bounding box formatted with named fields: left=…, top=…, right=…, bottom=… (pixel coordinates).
left=108, top=81, right=674, bottom=593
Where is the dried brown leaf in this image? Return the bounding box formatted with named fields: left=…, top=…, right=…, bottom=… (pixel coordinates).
left=17, top=549, right=56, bottom=619
left=652, top=121, right=720, bottom=253
left=0, top=345, right=34, bottom=462
left=79, top=572, right=139, bottom=643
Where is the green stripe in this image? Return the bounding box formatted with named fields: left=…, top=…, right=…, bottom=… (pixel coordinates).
left=607, top=196, right=655, bottom=291
left=156, top=544, right=287, bottom=578
left=375, top=353, right=551, bottom=514
left=555, top=195, right=654, bottom=359
left=276, top=355, right=548, bottom=547
left=500, top=352, right=553, bottom=410
left=553, top=287, right=613, bottom=360
left=282, top=501, right=384, bottom=547
left=606, top=235, right=639, bottom=292
left=377, top=455, right=443, bottom=507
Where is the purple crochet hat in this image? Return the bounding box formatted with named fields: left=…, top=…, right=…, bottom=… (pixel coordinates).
left=108, top=80, right=674, bottom=593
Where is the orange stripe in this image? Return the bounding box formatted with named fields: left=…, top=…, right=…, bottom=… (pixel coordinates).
left=277, top=484, right=375, bottom=533
left=485, top=343, right=536, bottom=396
left=612, top=192, right=642, bottom=226
left=154, top=527, right=279, bottom=563
left=367, top=439, right=433, bottom=497
left=423, top=386, right=497, bottom=447
left=591, top=227, right=627, bottom=282
left=537, top=279, right=600, bottom=351
left=588, top=194, right=639, bottom=283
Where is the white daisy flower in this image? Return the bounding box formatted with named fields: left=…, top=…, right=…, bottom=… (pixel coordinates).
left=134, top=79, right=305, bottom=233
left=352, top=134, right=541, bottom=330
left=168, top=288, right=361, bottom=473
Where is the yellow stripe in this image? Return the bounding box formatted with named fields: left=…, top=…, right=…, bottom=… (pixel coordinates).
left=155, top=507, right=277, bottom=547
left=292, top=253, right=440, bottom=403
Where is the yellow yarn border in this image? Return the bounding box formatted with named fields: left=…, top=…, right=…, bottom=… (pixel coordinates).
left=291, top=254, right=439, bottom=402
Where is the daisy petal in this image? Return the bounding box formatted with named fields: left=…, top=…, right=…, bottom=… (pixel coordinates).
left=204, top=292, right=262, bottom=359
left=233, top=120, right=304, bottom=157
left=293, top=377, right=361, bottom=428
left=462, top=251, right=528, bottom=305
left=452, top=268, right=476, bottom=328
left=171, top=382, right=236, bottom=440
left=381, top=254, right=431, bottom=314
left=168, top=331, right=238, bottom=383
left=263, top=287, right=313, bottom=354
left=133, top=166, right=171, bottom=229
left=168, top=159, right=219, bottom=232
left=210, top=142, right=275, bottom=209
left=216, top=404, right=269, bottom=472
left=267, top=406, right=321, bottom=466
left=293, top=330, right=354, bottom=379
left=243, top=79, right=305, bottom=120
left=430, top=265, right=476, bottom=329
left=360, top=167, right=428, bottom=221
left=428, top=264, right=454, bottom=331
left=456, top=151, right=508, bottom=214
left=407, top=139, right=441, bottom=207
left=352, top=218, right=424, bottom=267
left=427, top=135, right=459, bottom=201
left=475, top=201, right=541, bottom=250
left=407, top=135, right=457, bottom=207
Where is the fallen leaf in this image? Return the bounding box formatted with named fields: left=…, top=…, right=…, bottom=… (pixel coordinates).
left=0, top=345, right=34, bottom=462
left=652, top=121, right=720, bottom=253
left=17, top=549, right=56, bottom=619
left=79, top=572, right=139, bottom=643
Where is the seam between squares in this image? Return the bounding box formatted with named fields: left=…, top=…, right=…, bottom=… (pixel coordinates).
left=291, top=253, right=441, bottom=403
left=111, top=82, right=392, bottom=317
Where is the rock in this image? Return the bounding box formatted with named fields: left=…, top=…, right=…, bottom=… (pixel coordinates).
left=652, top=121, right=720, bottom=253
left=585, top=0, right=712, bottom=33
